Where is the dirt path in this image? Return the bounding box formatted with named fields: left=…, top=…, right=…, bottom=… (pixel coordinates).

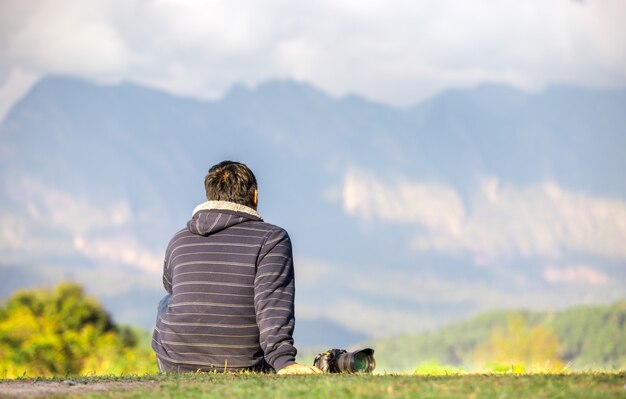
left=0, top=380, right=159, bottom=397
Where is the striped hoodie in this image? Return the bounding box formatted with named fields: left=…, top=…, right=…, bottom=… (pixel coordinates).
left=151, top=201, right=297, bottom=372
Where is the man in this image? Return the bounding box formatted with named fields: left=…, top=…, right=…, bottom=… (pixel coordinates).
left=152, top=161, right=320, bottom=375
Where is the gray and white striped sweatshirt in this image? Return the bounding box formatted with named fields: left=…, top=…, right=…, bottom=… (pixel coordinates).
left=151, top=201, right=297, bottom=372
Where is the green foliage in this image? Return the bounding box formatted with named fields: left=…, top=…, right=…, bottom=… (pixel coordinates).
left=413, top=360, right=465, bottom=376
left=551, top=301, right=626, bottom=369
left=365, top=301, right=626, bottom=372
left=0, top=282, right=157, bottom=378
left=473, top=313, right=564, bottom=372
left=367, top=310, right=522, bottom=372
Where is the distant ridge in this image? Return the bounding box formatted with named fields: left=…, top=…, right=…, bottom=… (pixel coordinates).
left=367, top=301, right=626, bottom=372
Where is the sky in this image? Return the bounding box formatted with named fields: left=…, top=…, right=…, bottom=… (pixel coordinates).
left=1, top=0, right=626, bottom=123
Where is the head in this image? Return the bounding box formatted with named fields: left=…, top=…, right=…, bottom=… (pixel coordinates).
left=204, top=161, right=258, bottom=209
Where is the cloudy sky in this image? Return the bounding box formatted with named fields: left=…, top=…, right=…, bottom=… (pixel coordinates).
left=1, top=0, right=625, bottom=122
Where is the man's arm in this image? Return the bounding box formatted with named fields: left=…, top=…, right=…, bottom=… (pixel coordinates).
left=162, top=239, right=175, bottom=294
left=162, top=258, right=173, bottom=294
left=254, top=228, right=298, bottom=372
left=162, top=228, right=191, bottom=294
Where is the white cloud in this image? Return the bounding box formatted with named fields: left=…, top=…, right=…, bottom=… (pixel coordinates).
left=1, top=176, right=162, bottom=273
left=1, top=1, right=133, bottom=75
left=0, top=212, right=75, bottom=258
left=0, top=67, right=40, bottom=123
left=7, top=176, right=132, bottom=234
left=543, top=264, right=609, bottom=285
left=1, top=0, right=625, bottom=122
left=343, top=170, right=626, bottom=264
left=343, top=168, right=465, bottom=235
left=73, top=234, right=162, bottom=275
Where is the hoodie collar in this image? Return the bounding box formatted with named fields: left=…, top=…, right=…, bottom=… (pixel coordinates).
left=192, top=200, right=261, bottom=219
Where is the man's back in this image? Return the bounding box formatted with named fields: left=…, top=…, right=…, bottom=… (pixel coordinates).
left=151, top=201, right=297, bottom=372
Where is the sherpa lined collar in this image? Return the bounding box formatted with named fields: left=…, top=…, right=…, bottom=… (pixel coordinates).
left=192, top=200, right=261, bottom=219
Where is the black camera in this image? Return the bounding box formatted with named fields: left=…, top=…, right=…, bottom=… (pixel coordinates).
left=313, top=348, right=376, bottom=373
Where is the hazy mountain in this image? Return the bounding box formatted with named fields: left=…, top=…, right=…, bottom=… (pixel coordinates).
left=1, top=75, right=624, bottom=348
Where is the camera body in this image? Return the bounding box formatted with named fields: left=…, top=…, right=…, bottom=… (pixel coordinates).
left=313, top=348, right=376, bottom=373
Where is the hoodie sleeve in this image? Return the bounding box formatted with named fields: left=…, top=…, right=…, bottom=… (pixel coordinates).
left=162, top=258, right=173, bottom=294
left=162, top=238, right=175, bottom=294
left=254, top=228, right=297, bottom=372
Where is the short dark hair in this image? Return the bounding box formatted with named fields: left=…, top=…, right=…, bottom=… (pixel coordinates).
left=204, top=161, right=257, bottom=207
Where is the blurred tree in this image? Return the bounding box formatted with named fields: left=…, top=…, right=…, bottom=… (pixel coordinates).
left=551, top=301, right=626, bottom=369
left=473, top=312, right=564, bottom=372
left=0, top=282, right=157, bottom=378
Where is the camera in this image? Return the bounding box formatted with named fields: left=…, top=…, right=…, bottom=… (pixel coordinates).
left=313, top=348, right=376, bottom=373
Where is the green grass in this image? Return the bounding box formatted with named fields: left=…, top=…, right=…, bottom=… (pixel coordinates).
left=2, top=372, right=624, bottom=399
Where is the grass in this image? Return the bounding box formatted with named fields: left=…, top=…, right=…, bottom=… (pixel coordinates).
left=2, top=371, right=625, bottom=399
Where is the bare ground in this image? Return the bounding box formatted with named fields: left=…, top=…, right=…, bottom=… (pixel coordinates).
left=0, top=380, right=159, bottom=398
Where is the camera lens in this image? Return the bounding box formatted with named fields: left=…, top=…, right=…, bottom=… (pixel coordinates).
left=352, top=352, right=370, bottom=372
left=314, top=348, right=376, bottom=373
left=336, top=348, right=375, bottom=373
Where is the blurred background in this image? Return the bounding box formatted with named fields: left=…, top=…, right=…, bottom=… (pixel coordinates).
left=0, top=0, right=625, bottom=376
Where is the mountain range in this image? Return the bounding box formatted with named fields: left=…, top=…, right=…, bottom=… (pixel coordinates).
left=353, top=300, right=626, bottom=372
left=0, top=75, right=624, bottom=348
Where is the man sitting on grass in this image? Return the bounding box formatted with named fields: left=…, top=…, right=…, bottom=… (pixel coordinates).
left=152, top=160, right=320, bottom=375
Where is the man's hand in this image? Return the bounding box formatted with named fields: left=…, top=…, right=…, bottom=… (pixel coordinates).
left=277, top=363, right=322, bottom=375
